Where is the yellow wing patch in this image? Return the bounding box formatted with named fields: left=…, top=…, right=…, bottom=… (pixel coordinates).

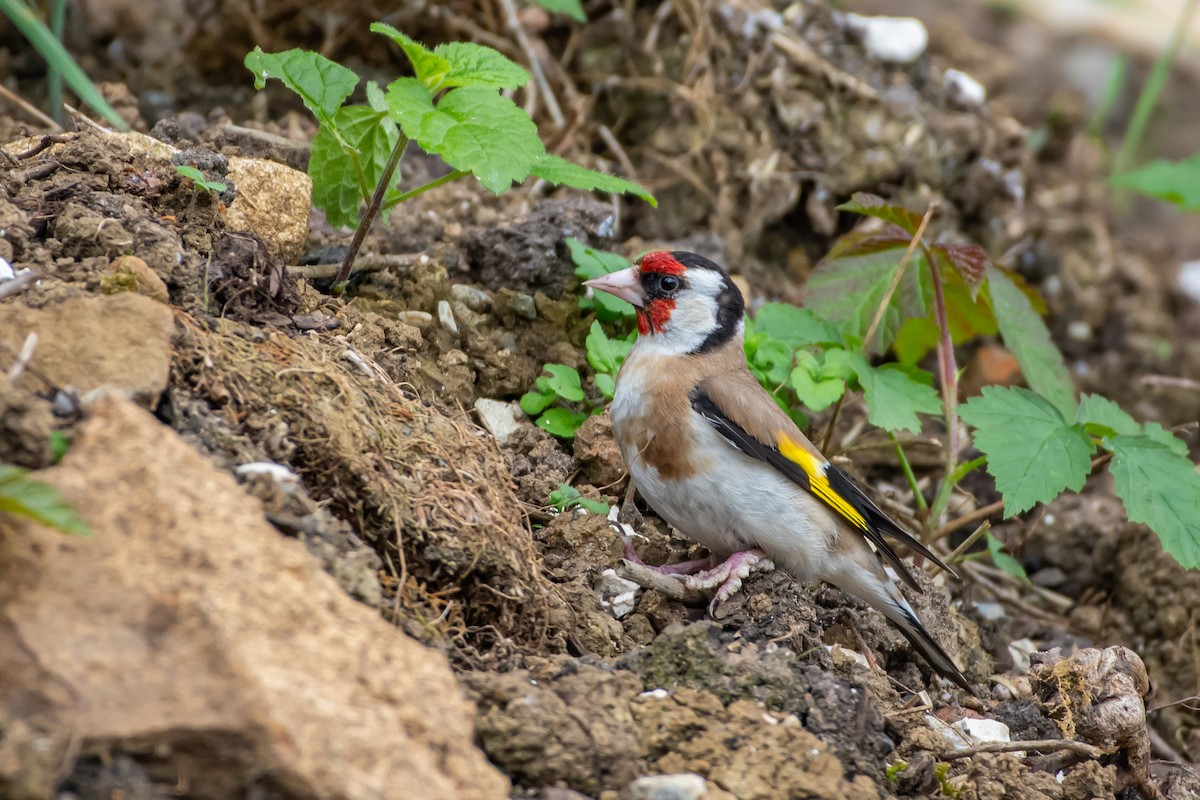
left=775, top=435, right=868, bottom=531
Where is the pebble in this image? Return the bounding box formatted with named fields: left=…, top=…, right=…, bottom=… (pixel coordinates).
left=944, top=68, right=987, bottom=107
left=0, top=256, right=13, bottom=281
left=474, top=398, right=521, bottom=444
left=843, top=13, right=928, bottom=63
left=450, top=283, right=493, bottom=312
left=628, top=774, right=708, bottom=800
left=595, top=568, right=641, bottom=619
left=437, top=300, right=459, bottom=335
left=1179, top=259, right=1200, bottom=303
left=397, top=310, right=433, bottom=330
left=506, top=292, right=538, bottom=320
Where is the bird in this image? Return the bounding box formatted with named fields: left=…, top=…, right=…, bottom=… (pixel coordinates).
left=583, top=250, right=974, bottom=694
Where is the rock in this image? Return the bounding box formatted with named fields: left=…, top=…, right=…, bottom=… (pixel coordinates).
left=438, top=299, right=459, bottom=334
left=952, top=717, right=1012, bottom=747
left=596, top=568, right=641, bottom=619
left=944, top=68, right=987, bottom=107
left=102, top=254, right=169, bottom=302
left=1179, top=259, right=1200, bottom=303
left=573, top=410, right=626, bottom=487
left=222, top=155, right=312, bottom=263
left=0, top=293, right=174, bottom=407
left=0, top=395, right=508, bottom=800
left=505, top=292, right=538, bottom=320
left=628, top=773, right=708, bottom=800
left=474, top=398, right=522, bottom=444
left=843, top=13, right=928, bottom=63
left=451, top=283, right=494, bottom=312
left=397, top=310, right=434, bottom=329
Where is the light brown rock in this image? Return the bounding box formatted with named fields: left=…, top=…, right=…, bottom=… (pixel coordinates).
left=0, top=292, right=174, bottom=406
left=104, top=254, right=169, bottom=301
left=225, top=155, right=312, bottom=262
left=0, top=396, right=508, bottom=800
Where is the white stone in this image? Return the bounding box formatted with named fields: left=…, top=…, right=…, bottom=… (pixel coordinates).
left=596, top=568, right=641, bottom=619
left=640, top=688, right=670, bottom=700
left=844, top=14, right=928, bottom=63
left=1179, top=260, right=1200, bottom=303
left=473, top=398, right=521, bottom=445
left=628, top=773, right=708, bottom=800
left=945, top=68, right=987, bottom=106
left=0, top=257, right=13, bottom=281
left=1008, top=638, right=1038, bottom=673
left=437, top=300, right=458, bottom=334
left=234, top=461, right=300, bottom=491
left=954, top=717, right=1013, bottom=749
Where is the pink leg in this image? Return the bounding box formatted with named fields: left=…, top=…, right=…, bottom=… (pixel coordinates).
left=685, top=548, right=775, bottom=612
left=622, top=538, right=712, bottom=576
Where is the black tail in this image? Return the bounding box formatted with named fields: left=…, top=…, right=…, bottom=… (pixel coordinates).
left=884, top=599, right=977, bottom=696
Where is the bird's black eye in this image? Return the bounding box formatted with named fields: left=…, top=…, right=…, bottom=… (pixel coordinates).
left=658, top=274, right=681, bottom=293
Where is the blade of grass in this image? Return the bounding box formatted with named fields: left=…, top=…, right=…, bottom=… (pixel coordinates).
left=0, top=0, right=129, bottom=130
left=47, top=0, right=66, bottom=125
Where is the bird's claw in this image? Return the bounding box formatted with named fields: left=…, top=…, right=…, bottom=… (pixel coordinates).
left=684, top=548, right=775, bottom=614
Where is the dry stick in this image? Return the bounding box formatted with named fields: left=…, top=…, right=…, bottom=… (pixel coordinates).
left=288, top=253, right=424, bottom=280
left=1139, top=374, right=1200, bottom=393
left=932, top=500, right=1005, bottom=542
left=0, top=84, right=61, bottom=131
left=822, top=203, right=938, bottom=455
left=497, top=0, right=565, bottom=128
left=930, top=521, right=990, bottom=577
left=0, top=270, right=39, bottom=301
left=616, top=560, right=709, bottom=605
left=940, top=738, right=1108, bottom=761
left=6, top=333, right=38, bottom=383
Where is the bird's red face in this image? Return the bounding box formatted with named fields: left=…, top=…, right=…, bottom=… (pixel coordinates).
left=583, top=251, right=687, bottom=335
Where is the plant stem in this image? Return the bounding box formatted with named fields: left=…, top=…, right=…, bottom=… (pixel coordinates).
left=47, top=0, right=66, bottom=124
left=381, top=169, right=469, bottom=210
left=927, top=243, right=960, bottom=527
left=890, top=432, right=928, bottom=513
left=1112, top=0, right=1200, bottom=176
left=332, top=134, right=409, bottom=288
left=862, top=203, right=936, bottom=351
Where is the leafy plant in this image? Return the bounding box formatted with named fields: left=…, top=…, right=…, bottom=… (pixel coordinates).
left=175, top=164, right=228, bottom=194
left=0, top=463, right=89, bottom=536
left=521, top=322, right=634, bottom=437
left=530, top=0, right=586, bottom=22
left=548, top=483, right=610, bottom=515
left=246, top=26, right=654, bottom=286
left=1110, top=153, right=1200, bottom=211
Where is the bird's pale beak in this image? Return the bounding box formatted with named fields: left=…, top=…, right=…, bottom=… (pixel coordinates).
left=584, top=268, right=646, bottom=308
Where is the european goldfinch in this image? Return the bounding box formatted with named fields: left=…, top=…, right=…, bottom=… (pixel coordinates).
left=584, top=250, right=973, bottom=693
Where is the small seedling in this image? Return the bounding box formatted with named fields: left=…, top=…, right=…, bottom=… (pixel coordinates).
left=0, top=463, right=89, bottom=536
left=175, top=164, right=228, bottom=193
left=548, top=483, right=610, bottom=515
left=1111, top=153, right=1200, bottom=211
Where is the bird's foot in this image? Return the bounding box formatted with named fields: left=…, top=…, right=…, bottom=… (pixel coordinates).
left=621, top=538, right=711, bottom=575
left=685, top=548, right=775, bottom=614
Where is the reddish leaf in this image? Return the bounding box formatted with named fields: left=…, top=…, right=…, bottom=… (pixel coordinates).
left=836, top=192, right=923, bottom=235
left=824, top=225, right=912, bottom=260
left=931, top=243, right=988, bottom=294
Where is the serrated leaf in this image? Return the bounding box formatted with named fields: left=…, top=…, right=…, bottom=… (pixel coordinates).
left=959, top=386, right=1094, bottom=515
left=433, top=42, right=530, bottom=89
left=365, top=80, right=388, bottom=112
left=789, top=361, right=846, bottom=412
left=1110, top=153, right=1200, bottom=211
left=530, top=154, right=657, bottom=206
left=542, top=364, right=584, bottom=402
left=537, top=407, right=588, bottom=438
left=1078, top=393, right=1190, bottom=456
left=568, top=239, right=635, bottom=322
left=244, top=47, right=358, bottom=124
left=370, top=23, right=451, bottom=89
left=585, top=321, right=632, bottom=374
left=421, top=88, right=543, bottom=193
left=851, top=358, right=941, bottom=434
left=753, top=303, right=844, bottom=347
left=930, top=242, right=988, bottom=294
left=824, top=227, right=912, bottom=261
left=309, top=105, right=401, bottom=229
left=0, top=465, right=90, bottom=536
left=836, top=192, right=923, bottom=235
left=987, top=265, right=1076, bottom=417
left=384, top=77, right=437, bottom=140
left=1108, top=435, right=1200, bottom=568
left=520, top=390, right=557, bottom=416
left=893, top=268, right=998, bottom=364
left=533, top=0, right=587, bottom=21
left=806, top=249, right=929, bottom=354
left=986, top=531, right=1029, bottom=581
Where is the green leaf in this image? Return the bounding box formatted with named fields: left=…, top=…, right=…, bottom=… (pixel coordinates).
left=789, top=359, right=846, bottom=412
left=851, top=358, right=941, bottom=434
left=930, top=242, right=988, bottom=295
left=365, top=80, right=388, bottom=113
left=542, top=364, right=585, bottom=402
left=1077, top=393, right=1189, bottom=456
left=595, top=373, right=616, bottom=399
left=384, top=77, right=437, bottom=140
left=421, top=88, right=544, bottom=194
left=585, top=321, right=632, bottom=374
left=245, top=47, right=358, bottom=124
left=986, top=531, right=1029, bottom=582
left=174, top=165, right=227, bottom=193
left=0, top=465, right=89, bottom=536
left=537, top=408, right=588, bottom=438
left=533, top=0, right=587, bottom=22
left=836, top=192, right=923, bottom=235
left=370, top=23, right=451, bottom=89
left=753, top=304, right=844, bottom=347
left=806, top=249, right=928, bottom=354
left=309, top=105, right=401, bottom=229
left=433, top=42, right=531, bottom=89
left=49, top=431, right=68, bottom=464
left=520, top=390, right=557, bottom=416
left=893, top=269, right=997, bottom=364
left=1108, top=435, right=1200, bottom=568
left=959, top=386, right=1094, bottom=515
left=748, top=338, right=794, bottom=386
left=568, top=239, right=635, bottom=322
left=530, top=154, right=657, bottom=206
left=987, top=265, right=1076, bottom=417
left=1110, top=153, right=1200, bottom=210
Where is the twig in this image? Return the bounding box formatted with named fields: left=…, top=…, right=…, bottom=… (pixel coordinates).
left=0, top=270, right=40, bottom=301
left=932, top=500, right=1005, bottom=542
left=6, top=333, right=38, bottom=383
left=768, top=32, right=879, bottom=101
left=1139, top=375, right=1200, bottom=393
left=597, top=124, right=638, bottom=180
left=863, top=203, right=937, bottom=349
left=935, top=521, right=990, bottom=575
left=498, top=0, right=565, bottom=127
left=287, top=252, right=425, bottom=280
left=616, top=560, right=708, bottom=605
left=0, top=83, right=61, bottom=130
left=941, top=738, right=1109, bottom=761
